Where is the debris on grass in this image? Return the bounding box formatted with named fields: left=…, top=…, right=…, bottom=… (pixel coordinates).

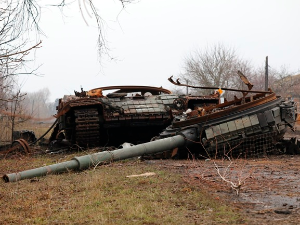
left=126, top=172, right=156, bottom=178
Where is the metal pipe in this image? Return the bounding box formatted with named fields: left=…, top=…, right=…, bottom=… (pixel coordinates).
left=168, top=76, right=272, bottom=94
left=3, top=135, right=185, bottom=182
left=265, top=56, right=269, bottom=91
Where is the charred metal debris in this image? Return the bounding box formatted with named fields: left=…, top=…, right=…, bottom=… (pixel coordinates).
left=49, top=85, right=220, bottom=150
left=0, top=130, right=37, bottom=155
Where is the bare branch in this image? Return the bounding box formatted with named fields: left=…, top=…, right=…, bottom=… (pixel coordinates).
left=182, top=44, right=254, bottom=99
left=0, top=41, right=42, bottom=59
left=213, top=155, right=253, bottom=196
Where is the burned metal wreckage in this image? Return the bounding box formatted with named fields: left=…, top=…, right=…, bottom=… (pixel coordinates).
left=48, top=84, right=220, bottom=149
left=48, top=72, right=298, bottom=156
left=0, top=130, right=37, bottom=155
left=161, top=75, right=297, bottom=157
left=2, top=72, right=299, bottom=182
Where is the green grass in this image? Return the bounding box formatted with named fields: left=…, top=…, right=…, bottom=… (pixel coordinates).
left=0, top=154, right=244, bottom=224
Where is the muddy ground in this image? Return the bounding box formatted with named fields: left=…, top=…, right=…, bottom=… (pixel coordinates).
left=156, top=127, right=300, bottom=224
left=156, top=155, right=300, bottom=225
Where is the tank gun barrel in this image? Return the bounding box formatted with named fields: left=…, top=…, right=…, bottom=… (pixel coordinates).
left=3, top=135, right=185, bottom=182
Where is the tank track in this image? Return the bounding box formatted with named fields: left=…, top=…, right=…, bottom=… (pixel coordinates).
left=74, top=108, right=101, bottom=147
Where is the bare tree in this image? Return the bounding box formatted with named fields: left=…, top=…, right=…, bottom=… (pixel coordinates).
left=0, top=0, right=135, bottom=142
left=181, top=44, right=253, bottom=98
left=0, top=0, right=42, bottom=106
left=271, top=66, right=300, bottom=99
left=8, top=89, right=27, bottom=141
left=1, top=0, right=136, bottom=79
left=249, top=64, right=300, bottom=99
left=0, top=0, right=135, bottom=101
left=22, top=87, right=54, bottom=119
left=1, top=0, right=135, bottom=60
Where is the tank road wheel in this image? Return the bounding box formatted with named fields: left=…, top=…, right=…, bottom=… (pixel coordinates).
left=5, top=139, right=31, bottom=155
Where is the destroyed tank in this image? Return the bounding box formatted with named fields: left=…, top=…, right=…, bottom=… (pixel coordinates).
left=49, top=72, right=297, bottom=156
left=49, top=85, right=220, bottom=148
left=3, top=73, right=298, bottom=182
left=3, top=88, right=297, bottom=182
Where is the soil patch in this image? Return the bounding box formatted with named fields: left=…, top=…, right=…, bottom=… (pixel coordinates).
left=157, top=155, right=300, bottom=224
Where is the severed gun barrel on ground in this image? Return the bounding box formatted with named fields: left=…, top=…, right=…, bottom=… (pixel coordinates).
left=3, top=135, right=187, bottom=182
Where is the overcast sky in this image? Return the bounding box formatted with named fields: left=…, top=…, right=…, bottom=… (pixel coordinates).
left=20, top=0, right=300, bottom=101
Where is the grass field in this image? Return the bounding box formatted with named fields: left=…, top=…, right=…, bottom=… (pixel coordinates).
left=0, top=152, right=244, bottom=224
left=0, top=120, right=54, bottom=144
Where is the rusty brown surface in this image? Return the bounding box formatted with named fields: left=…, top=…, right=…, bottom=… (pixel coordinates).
left=55, top=98, right=103, bottom=118
left=89, top=85, right=172, bottom=95
left=15, top=139, right=30, bottom=154
left=173, top=92, right=277, bottom=128
left=237, top=70, right=253, bottom=89
left=0, top=139, right=31, bottom=156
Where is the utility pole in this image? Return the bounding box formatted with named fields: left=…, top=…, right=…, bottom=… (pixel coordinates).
left=265, top=56, right=268, bottom=91
left=186, top=80, right=188, bottom=95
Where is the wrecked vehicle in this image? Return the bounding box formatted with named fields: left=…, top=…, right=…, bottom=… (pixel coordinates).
left=3, top=72, right=298, bottom=182
left=158, top=75, right=297, bottom=157
left=49, top=85, right=220, bottom=148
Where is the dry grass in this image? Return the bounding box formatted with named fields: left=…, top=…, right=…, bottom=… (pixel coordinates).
left=0, top=153, right=243, bottom=224
left=0, top=120, right=54, bottom=143
left=0, top=118, right=12, bottom=143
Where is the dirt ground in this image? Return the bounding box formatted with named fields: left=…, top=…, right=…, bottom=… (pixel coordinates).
left=157, top=125, right=300, bottom=224
left=155, top=154, right=300, bottom=225
left=188, top=127, right=300, bottom=224
left=2, top=125, right=300, bottom=224
left=3, top=155, right=300, bottom=224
